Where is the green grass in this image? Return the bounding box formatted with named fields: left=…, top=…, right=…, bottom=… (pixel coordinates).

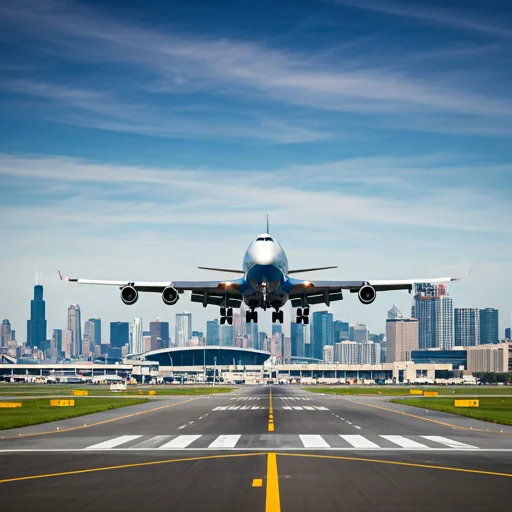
left=390, top=397, right=512, bottom=426
left=0, top=384, right=236, bottom=397
left=304, top=386, right=512, bottom=396
left=0, top=397, right=149, bottom=430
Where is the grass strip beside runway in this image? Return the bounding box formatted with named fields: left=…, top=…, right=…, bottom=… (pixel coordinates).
left=0, top=397, right=148, bottom=430
left=0, top=384, right=235, bottom=397
left=305, top=386, right=512, bottom=396
left=391, top=397, right=512, bottom=426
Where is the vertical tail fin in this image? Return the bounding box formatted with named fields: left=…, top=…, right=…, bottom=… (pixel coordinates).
left=266, top=213, right=270, bottom=234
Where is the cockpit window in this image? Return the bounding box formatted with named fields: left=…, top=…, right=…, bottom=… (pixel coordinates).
left=265, top=237, right=273, bottom=241
left=256, top=237, right=264, bottom=241
left=256, top=237, right=274, bottom=242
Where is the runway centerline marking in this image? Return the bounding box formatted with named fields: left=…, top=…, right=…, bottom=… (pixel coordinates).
left=266, top=452, right=281, bottom=512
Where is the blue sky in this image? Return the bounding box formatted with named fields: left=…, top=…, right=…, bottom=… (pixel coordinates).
left=0, top=0, right=511, bottom=340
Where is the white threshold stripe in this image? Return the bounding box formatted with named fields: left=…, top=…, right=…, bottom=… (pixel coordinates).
left=421, top=436, right=477, bottom=449
left=292, top=406, right=304, bottom=410
left=299, top=435, right=330, bottom=448
left=339, top=435, right=379, bottom=449
left=380, top=435, right=429, bottom=448
left=85, top=435, right=142, bottom=450
left=208, top=435, right=241, bottom=448
left=304, top=406, right=315, bottom=410
left=159, top=435, right=202, bottom=449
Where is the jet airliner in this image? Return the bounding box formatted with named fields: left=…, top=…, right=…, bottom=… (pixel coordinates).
left=59, top=220, right=457, bottom=325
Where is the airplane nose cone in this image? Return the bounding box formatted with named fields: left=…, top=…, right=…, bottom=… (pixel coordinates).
left=253, top=246, right=274, bottom=266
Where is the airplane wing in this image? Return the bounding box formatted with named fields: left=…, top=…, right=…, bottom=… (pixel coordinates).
left=288, top=277, right=458, bottom=306
left=58, top=271, right=243, bottom=307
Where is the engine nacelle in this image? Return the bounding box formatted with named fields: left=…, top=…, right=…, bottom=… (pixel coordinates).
left=358, top=284, right=376, bottom=305
left=121, top=285, right=138, bottom=305
left=162, top=286, right=179, bottom=306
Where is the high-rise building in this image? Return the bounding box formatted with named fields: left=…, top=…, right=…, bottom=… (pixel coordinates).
left=67, top=304, right=82, bottom=356
left=220, top=324, right=234, bottom=346
left=454, top=309, right=480, bottom=347
left=150, top=319, right=170, bottom=351
left=247, top=321, right=258, bottom=350
left=27, top=284, right=47, bottom=349
left=506, top=328, right=511, bottom=340
left=350, top=323, right=368, bottom=342
left=271, top=332, right=283, bottom=358
left=175, top=312, right=192, bottom=347
left=291, top=322, right=305, bottom=357
left=359, top=341, right=381, bottom=364
left=272, top=324, right=283, bottom=335
left=387, top=305, right=403, bottom=320
left=386, top=318, right=419, bottom=363
left=62, top=329, right=73, bottom=359
left=110, top=322, right=129, bottom=348
left=258, top=332, right=267, bottom=352
left=206, top=320, right=220, bottom=346
left=130, top=318, right=143, bottom=354
left=1, top=319, right=11, bottom=348
left=435, top=287, right=453, bottom=350
left=412, top=283, right=438, bottom=350
left=480, top=308, right=499, bottom=345
left=283, top=337, right=291, bottom=362
left=333, top=320, right=349, bottom=342
left=52, top=329, right=63, bottom=354
left=88, top=318, right=101, bottom=347
left=334, top=341, right=358, bottom=364
left=323, top=345, right=334, bottom=363
left=311, top=311, right=334, bottom=360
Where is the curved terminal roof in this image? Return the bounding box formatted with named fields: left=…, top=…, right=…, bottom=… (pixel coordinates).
left=143, top=346, right=271, bottom=367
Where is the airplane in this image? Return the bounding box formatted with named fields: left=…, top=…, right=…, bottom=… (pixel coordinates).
left=59, top=218, right=458, bottom=326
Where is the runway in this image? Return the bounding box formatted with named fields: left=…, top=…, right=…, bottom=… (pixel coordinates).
left=1, top=386, right=511, bottom=511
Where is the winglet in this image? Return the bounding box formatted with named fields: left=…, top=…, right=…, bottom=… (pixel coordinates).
left=58, top=270, right=63, bottom=281
left=266, top=213, right=269, bottom=234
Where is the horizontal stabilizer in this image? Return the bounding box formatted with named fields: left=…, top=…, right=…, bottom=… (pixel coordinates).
left=288, top=266, right=337, bottom=274
left=198, top=267, right=245, bottom=274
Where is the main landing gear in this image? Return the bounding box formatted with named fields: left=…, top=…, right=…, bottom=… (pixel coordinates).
left=272, top=310, right=284, bottom=324
left=220, top=307, right=233, bottom=325
left=246, top=310, right=258, bottom=324
left=296, top=307, right=310, bottom=325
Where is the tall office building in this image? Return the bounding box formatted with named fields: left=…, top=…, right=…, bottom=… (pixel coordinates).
left=110, top=322, right=129, bottom=348
left=272, top=324, right=283, bottom=335
left=220, top=324, right=233, bottom=347
left=333, top=320, right=349, bottom=342
left=271, top=332, right=283, bottom=357
left=283, top=337, right=291, bottom=362
left=62, top=329, right=73, bottom=358
left=52, top=329, right=63, bottom=354
left=175, top=312, right=192, bottom=347
left=247, top=321, right=258, bottom=350
left=311, top=311, right=334, bottom=360
left=130, top=318, right=144, bottom=354
left=334, top=341, right=359, bottom=364
left=412, top=283, right=438, bottom=350
left=87, top=318, right=101, bottom=347
left=480, top=308, right=499, bottom=344
left=359, top=341, right=381, bottom=364
left=506, top=328, right=511, bottom=340
left=291, top=322, right=305, bottom=357
left=387, top=305, right=403, bottom=320
left=386, top=318, right=419, bottom=363
left=454, top=309, right=480, bottom=347
left=150, top=319, right=170, bottom=350
left=206, top=320, right=220, bottom=346
left=435, top=287, right=453, bottom=350
left=258, top=332, right=267, bottom=352
left=323, top=345, right=334, bottom=363
left=350, top=323, right=368, bottom=342
left=67, top=304, right=82, bottom=356
left=27, top=284, right=47, bottom=349
left=1, top=319, right=11, bottom=348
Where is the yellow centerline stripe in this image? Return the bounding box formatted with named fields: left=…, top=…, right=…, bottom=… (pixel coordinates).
left=277, top=452, right=512, bottom=478
left=266, top=452, right=281, bottom=511
left=0, top=397, right=202, bottom=440
left=268, top=388, right=274, bottom=432
left=342, top=397, right=512, bottom=436
left=0, top=452, right=265, bottom=484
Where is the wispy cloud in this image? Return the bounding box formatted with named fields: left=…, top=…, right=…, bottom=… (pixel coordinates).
left=333, top=0, right=512, bottom=38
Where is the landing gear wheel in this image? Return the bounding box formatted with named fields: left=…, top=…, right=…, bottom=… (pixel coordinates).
left=278, top=310, right=284, bottom=323
left=227, top=307, right=233, bottom=318
left=220, top=307, right=226, bottom=317
left=246, top=311, right=252, bottom=324
left=253, top=311, right=258, bottom=324
left=303, top=316, right=309, bottom=325
left=271, top=311, right=277, bottom=323
left=296, top=315, right=303, bottom=324
left=227, top=316, right=233, bottom=325
left=220, top=317, right=226, bottom=325
left=303, top=307, right=310, bottom=317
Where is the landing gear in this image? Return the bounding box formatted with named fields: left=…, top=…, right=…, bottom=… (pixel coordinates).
left=220, top=306, right=233, bottom=325
left=272, top=310, right=284, bottom=324
left=246, top=310, right=258, bottom=324
left=296, top=306, right=310, bottom=324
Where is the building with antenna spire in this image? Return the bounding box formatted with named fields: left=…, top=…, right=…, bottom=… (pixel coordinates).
left=27, top=277, right=47, bottom=349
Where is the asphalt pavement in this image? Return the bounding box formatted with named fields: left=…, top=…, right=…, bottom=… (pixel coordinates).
left=1, top=385, right=511, bottom=511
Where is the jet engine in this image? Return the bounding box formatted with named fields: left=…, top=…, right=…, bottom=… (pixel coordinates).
left=358, top=284, right=376, bottom=305
left=121, top=285, right=138, bottom=305
left=162, top=286, right=179, bottom=306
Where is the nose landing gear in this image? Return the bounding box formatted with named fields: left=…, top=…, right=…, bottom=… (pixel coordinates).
left=272, top=309, right=284, bottom=324
left=296, top=306, right=310, bottom=324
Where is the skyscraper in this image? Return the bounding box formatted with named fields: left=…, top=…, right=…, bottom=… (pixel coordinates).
left=130, top=318, right=143, bottom=354
left=506, top=328, right=511, bottom=340
left=62, top=329, right=73, bottom=359
left=175, top=312, right=192, bottom=347
left=334, top=341, right=359, bottom=364
left=333, top=320, right=349, bottom=342
left=258, top=332, right=267, bottom=352
left=350, top=323, right=368, bottom=342
left=386, top=318, right=418, bottom=363
left=272, top=324, right=283, bottom=335
left=1, top=319, right=11, bottom=348
left=412, top=283, right=437, bottom=349
left=220, top=324, right=234, bottom=346
left=311, top=311, right=334, bottom=360
left=454, top=309, right=480, bottom=347
left=86, top=318, right=101, bottom=347
left=206, top=319, right=220, bottom=346
left=110, top=322, right=129, bottom=348
left=67, top=304, right=82, bottom=356
left=435, top=286, right=453, bottom=350
left=291, top=322, right=305, bottom=357
left=480, top=308, right=499, bottom=344
left=247, top=321, right=258, bottom=350
left=359, top=341, right=381, bottom=364
left=150, top=319, right=170, bottom=350
left=52, top=329, right=63, bottom=354
left=27, top=284, right=47, bottom=349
